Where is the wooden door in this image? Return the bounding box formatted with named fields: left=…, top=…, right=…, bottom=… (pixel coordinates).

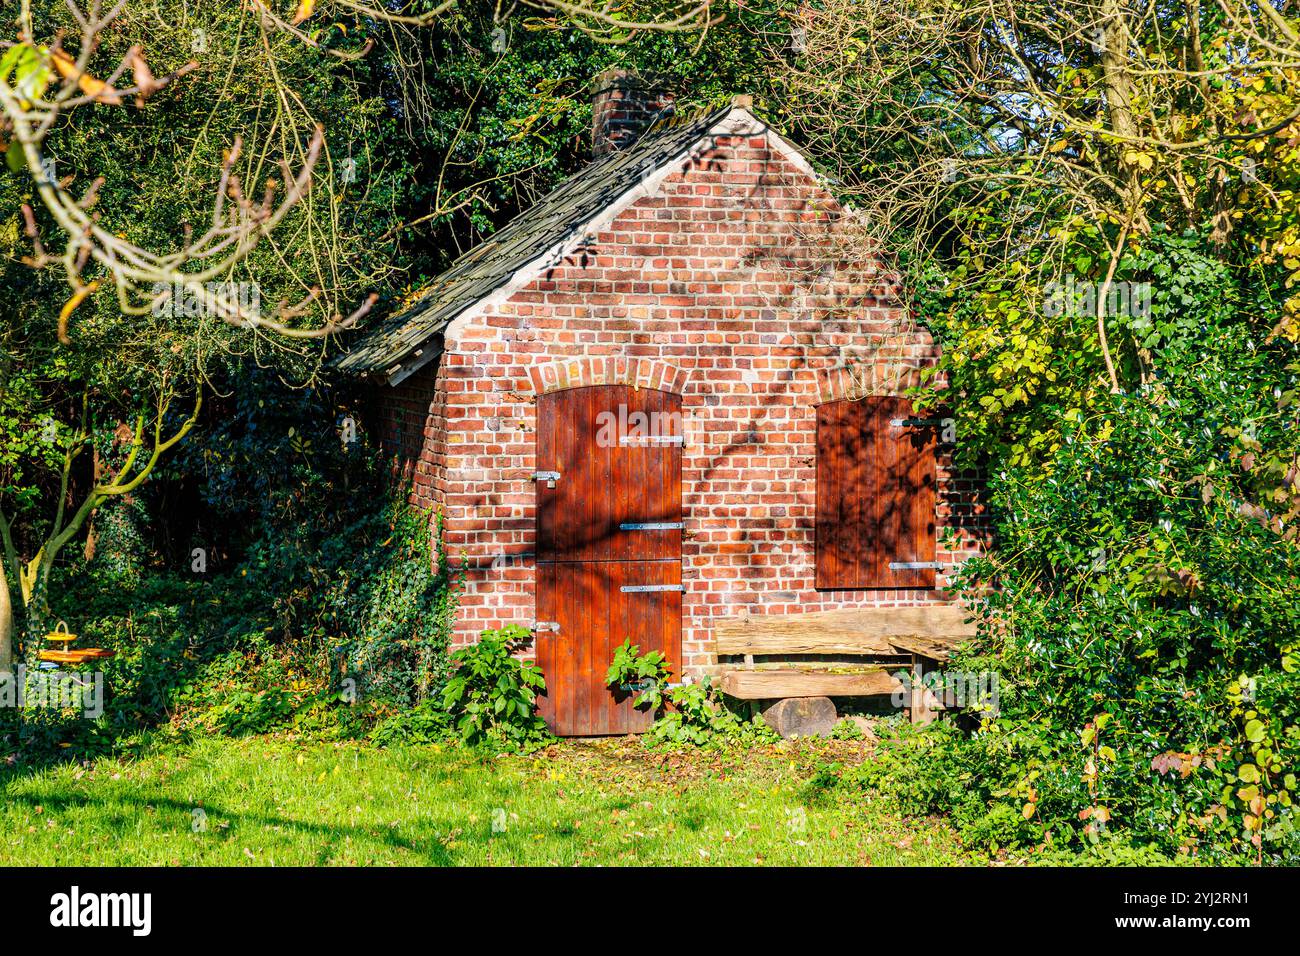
left=535, top=385, right=682, bottom=736
left=815, top=396, right=937, bottom=589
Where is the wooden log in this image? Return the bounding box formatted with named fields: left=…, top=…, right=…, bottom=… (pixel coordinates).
left=761, top=697, right=838, bottom=738
left=720, top=668, right=903, bottom=700
left=713, top=605, right=974, bottom=657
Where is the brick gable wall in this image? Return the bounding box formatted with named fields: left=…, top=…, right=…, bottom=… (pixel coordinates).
left=374, top=129, right=989, bottom=676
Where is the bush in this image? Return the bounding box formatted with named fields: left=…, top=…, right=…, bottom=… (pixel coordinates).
left=874, top=229, right=1300, bottom=864
left=439, top=625, right=551, bottom=752
left=369, top=699, right=453, bottom=747
left=939, top=377, right=1300, bottom=862
left=310, top=504, right=459, bottom=711
left=605, top=638, right=778, bottom=748
left=3, top=370, right=460, bottom=767
left=642, top=680, right=779, bottom=749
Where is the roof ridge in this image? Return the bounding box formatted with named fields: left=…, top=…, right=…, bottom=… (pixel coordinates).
left=332, top=102, right=754, bottom=382
left=409, top=103, right=734, bottom=279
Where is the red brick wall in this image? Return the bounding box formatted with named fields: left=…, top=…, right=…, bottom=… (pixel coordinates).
left=373, top=127, right=990, bottom=675
left=373, top=360, right=446, bottom=512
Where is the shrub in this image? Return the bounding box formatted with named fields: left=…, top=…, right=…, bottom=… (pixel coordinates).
left=369, top=699, right=453, bottom=747
left=830, top=718, right=866, bottom=741
left=875, top=223, right=1300, bottom=863
left=440, top=625, right=551, bottom=751
left=1, top=361, right=465, bottom=768
left=606, top=637, right=670, bottom=711
left=940, top=379, right=1300, bottom=862
left=605, top=639, right=778, bottom=748
left=312, top=505, right=459, bottom=710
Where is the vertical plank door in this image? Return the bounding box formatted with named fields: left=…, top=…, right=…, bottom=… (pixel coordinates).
left=535, top=385, right=682, bottom=735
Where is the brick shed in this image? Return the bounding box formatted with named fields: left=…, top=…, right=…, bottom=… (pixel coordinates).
left=337, top=71, right=989, bottom=735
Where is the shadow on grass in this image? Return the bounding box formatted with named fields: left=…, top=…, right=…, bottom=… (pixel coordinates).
left=2, top=786, right=458, bottom=866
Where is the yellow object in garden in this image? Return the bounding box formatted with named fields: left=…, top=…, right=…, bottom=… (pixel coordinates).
left=45, top=621, right=77, bottom=644
left=38, top=620, right=115, bottom=666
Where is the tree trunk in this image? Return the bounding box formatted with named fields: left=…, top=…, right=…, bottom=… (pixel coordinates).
left=0, top=559, right=14, bottom=674
left=1098, top=1, right=1149, bottom=230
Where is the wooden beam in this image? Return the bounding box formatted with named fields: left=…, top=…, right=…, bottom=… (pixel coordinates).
left=720, top=668, right=903, bottom=700
left=713, top=605, right=975, bottom=657
left=740, top=659, right=907, bottom=671
left=888, top=633, right=968, bottom=662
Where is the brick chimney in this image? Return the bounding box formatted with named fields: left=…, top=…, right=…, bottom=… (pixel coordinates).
left=591, top=69, right=675, bottom=160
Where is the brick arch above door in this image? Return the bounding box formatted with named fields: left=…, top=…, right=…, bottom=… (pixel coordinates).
left=528, top=357, right=689, bottom=397
left=815, top=358, right=941, bottom=404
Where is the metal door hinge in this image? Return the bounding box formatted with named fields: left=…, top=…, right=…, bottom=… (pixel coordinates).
left=620, top=584, right=686, bottom=593
left=619, top=435, right=685, bottom=446
left=532, top=621, right=561, bottom=634
left=889, top=561, right=943, bottom=570
left=532, top=471, right=560, bottom=488
left=890, top=418, right=946, bottom=428
left=619, top=521, right=684, bottom=531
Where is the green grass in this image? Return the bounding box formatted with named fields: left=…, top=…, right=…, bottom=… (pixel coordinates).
left=0, top=734, right=983, bottom=866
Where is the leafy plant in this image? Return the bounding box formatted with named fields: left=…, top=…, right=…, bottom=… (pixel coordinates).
left=202, top=687, right=295, bottom=737
left=441, top=625, right=551, bottom=751
left=606, top=637, right=671, bottom=712
left=369, top=699, right=453, bottom=747
left=1220, top=676, right=1295, bottom=863
left=604, top=640, right=777, bottom=748
left=830, top=718, right=866, bottom=741
left=645, top=680, right=779, bottom=749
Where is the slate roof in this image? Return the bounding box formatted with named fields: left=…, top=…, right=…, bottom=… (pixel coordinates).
left=333, top=104, right=736, bottom=383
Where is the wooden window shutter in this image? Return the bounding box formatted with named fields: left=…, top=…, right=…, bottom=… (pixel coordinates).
left=815, top=396, right=937, bottom=589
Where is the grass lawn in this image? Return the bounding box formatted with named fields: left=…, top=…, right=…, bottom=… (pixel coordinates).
left=0, top=734, right=985, bottom=866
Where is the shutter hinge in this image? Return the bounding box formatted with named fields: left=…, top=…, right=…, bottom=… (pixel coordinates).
left=619, top=584, right=686, bottom=593
left=532, top=471, right=560, bottom=488
left=532, top=621, right=561, bottom=634
left=888, top=561, right=943, bottom=570
left=890, top=418, right=946, bottom=428
left=619, top=522, right=684, bottom=531
left=619, top=435, right=685, bottom=446
left=618, top=679, right=657, bottom=693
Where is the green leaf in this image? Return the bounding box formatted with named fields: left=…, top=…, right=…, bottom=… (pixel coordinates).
left=5, top=142, right=26, bottom=173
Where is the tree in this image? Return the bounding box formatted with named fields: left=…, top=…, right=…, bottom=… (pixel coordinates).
left=774, top=0, right=1300, bottom=474
left=0, top=0, right=739, bottom=673
left=763, top=1, right=1300, bottom=859
left=0, top=374, right=199, bottom=672
left=370, top=0, right=776, bottom=272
